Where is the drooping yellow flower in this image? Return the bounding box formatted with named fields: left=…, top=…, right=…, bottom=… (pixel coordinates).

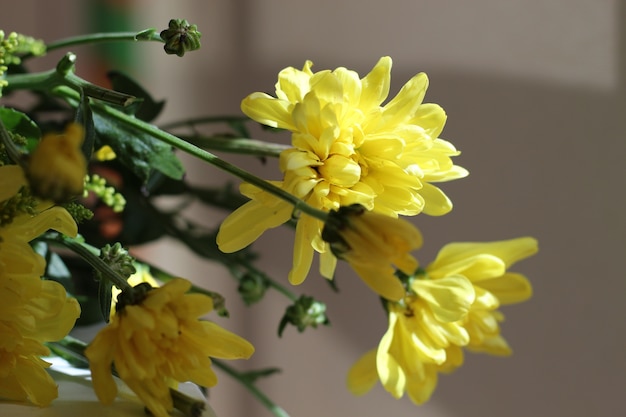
left=27, top=123, right=87, bottom=202
left=347, top=236, right=537, bottom=405
left=425, top=237, right=537, bottom=355
left=322, top=204, right=422, bottom=300
left=218, top=57, right=467, bottom=287
left=0, top=165, right=81, bottom=406
left=85, top=278, right=254, bottom=417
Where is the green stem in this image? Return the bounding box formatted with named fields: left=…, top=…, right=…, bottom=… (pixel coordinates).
left=159, top=115, right=250, bottom=130
left=241, top=262, right=298, bottom=302
left=50, top=234, right=132, bottom=292
left=44, top=30, right=163, bottom=53
left=182, top=135, right=289, bottom=158
left=212, top=360, right=290, bottom=417
left=5, top=55, right=136, bottom=107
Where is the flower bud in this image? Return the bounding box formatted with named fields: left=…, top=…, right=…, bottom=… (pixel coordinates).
left=160, top=19, right=202, bottom=57
left=278, top=295, right=329, bottom=337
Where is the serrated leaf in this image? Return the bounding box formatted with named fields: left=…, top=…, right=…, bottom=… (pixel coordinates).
left=92, top=108, right=184, bottom=184
left=0, top=107, right=41, bottom=151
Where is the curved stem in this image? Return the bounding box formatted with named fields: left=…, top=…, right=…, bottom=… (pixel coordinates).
left=212, top=360, right=290, bottom=417
left=44, top=30, right=163, bottom=53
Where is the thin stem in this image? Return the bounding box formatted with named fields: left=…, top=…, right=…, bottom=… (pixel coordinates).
left=50, top=233, right=133, bottom=292
left=182, top=135, right=289, bottom=158
left=212, top=360, right=290, bottom=417
left=159, top=115, right=250, bottom=130
left=241, top=262, right=298, bottom=302
left=44, top=30, right=163, bottom=53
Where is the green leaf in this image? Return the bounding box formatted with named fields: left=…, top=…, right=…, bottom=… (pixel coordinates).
left=240, top=368, right=282, bottom=384
left=107, top=71, right=165, bottom=122
left=92, top=108, right=184, bottom=184
left=0, top=107, right=41, bottom=151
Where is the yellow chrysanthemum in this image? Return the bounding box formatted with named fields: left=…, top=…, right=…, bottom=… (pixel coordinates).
left=347, top=236, right=537, bottom=405
left=85, top=278, right=255, bottom=417
left=218, top=57, right=467, bottom=287
left=0, top=165, right=81, bottom=406
left=322, top=204, right=423, bottom=300
left=426, top=237, right=538, bottom=355
left=27, top=123, right=87, bottom=202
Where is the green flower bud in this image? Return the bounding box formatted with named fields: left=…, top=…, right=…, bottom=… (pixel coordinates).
left=278, top=295, right=330, bottom=337
left=159, top=19, right=201, bottom=57
left=237, top=272, right=268, bottom=305
left=100, top=242, right=136, bottom=279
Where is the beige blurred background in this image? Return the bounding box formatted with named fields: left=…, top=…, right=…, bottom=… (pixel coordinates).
left=2, top=1, right=624, bottom=416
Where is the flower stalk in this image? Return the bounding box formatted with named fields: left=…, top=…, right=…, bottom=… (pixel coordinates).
left=212, top=359, right=291, bottom=417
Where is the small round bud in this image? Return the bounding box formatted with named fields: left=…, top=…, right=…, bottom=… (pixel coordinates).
left=160, top=19, right=202, bottom=57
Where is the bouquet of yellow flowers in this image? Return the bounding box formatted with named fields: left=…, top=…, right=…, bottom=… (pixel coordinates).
left=0, top=19, right=537, bottom=417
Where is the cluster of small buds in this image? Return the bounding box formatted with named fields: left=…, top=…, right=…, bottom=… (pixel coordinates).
left=0, top=31, right=45, bottom=95
left=99, top=242, right=136, bottom=280
left=0, top=186, right=36, bottom=226
left=84, top=174, right=126, bottom=212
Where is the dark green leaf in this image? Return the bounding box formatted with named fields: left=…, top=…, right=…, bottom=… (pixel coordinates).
left=107, top=71, right=165, bottom=122
left=92, top=108, right=184, bottom=184
left=240, top=368, right=282, bottom=384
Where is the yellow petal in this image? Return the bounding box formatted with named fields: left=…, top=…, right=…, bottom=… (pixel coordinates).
left=360, top=56, right=392, bottom=111
left=0, top=165, right=27, bottom=201
left=201, top=321, right=255, bottom=359
left=351, top=263, right=406, bottom=301
left=429, top=238, right=539, bottom=272
left=288, top=215, right=317, bottom=285
left=217, top=199, right=292, bottom=253
left=376, top=312, right=406, bottom=398
left=346, top=349, right=378, bottom=396
left=241, top=92, right=295, bottom=130
left=412, top=276, right=475, bottom=322
left=478, top=272, right=533, bottom=305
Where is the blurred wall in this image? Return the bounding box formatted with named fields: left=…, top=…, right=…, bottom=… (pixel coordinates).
left=2, top=1, right=624, bottom=417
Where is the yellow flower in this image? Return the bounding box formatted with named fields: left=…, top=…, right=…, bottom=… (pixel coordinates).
left=85, top=278, right=254, bottom=417
left=347, top=274, right=474, bottom=404
left=0, top=165, right=81, bottom=406
left=346, top=236, right=537, bottom=405
left=27, top=123, right=87, bottom=202
left=426, top=237, right=538, bottom=355
left=322, top=204, right=423, bottom=301
left=218, top=57, right=467, bottom=287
